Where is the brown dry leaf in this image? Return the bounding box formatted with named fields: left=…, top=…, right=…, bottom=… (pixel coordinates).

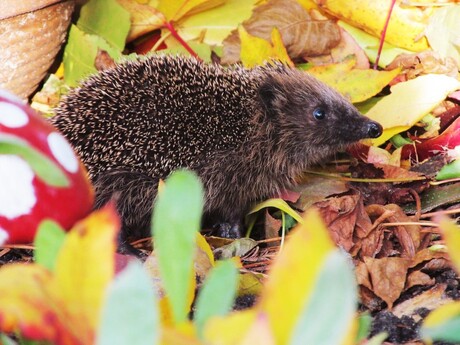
left=366, top=204, right=426, bottom=258
left=386, top=51, right=459, bottom=81
left=373, top=163, right=425, bottom=180
left=295, top=175, right=349, bottom=211
left=315, top=193, right=367, bottom=251
left=307, top=27, right=369, bottom=68
left=406, top=270, right=435, bottom=290
left=393, top=284, right=450, bottom=320
left=222, top=0, right=340, bottom=64
left=364, top=256, right=411, bottom=309
left=264, top=210, right=282, bottom=240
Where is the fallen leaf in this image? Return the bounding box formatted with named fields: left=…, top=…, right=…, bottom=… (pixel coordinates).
left=177, top=0, right=257, bottom=46
left=317, top=0, right=431, bottom=51
left=239, top=26, right=293, bottom=68
left=365, top=74, right=460, bottom=146
left=307, top=57, right=401, bottom=102
left=364, top=256, right=411, bottom=309
left=393, top=284, right=449, bottom=320
left=425, top=5, right=460, bottom=69
left=118, top=0, right=164, bottom=41
left=222, top=0, right=340, bottom=64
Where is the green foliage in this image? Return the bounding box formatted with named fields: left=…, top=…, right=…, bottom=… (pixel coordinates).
left=64, top=0, right=130, bottom=85
left=34, top=220, right=66, bottom=271
left=152, top=169, right=204, bottom=324
left=194, top=260, right=238, bottom=339
left=289, top=250, right=358, bottom=345
left=78, top=0, right=130, bottom=51
left=97, top=261, right=159, bottom=345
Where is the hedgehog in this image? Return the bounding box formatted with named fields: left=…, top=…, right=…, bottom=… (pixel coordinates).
left=51, top=54, right=382, bottom=241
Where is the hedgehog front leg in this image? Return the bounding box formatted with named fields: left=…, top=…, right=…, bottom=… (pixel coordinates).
left=92, top=169, right=158, bottom=246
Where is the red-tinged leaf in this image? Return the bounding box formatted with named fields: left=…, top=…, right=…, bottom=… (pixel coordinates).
left=402, top=110, right=460, bottom=161
left=0, top=264, right=82, bottom=345
left=0, top=206, right=120, bottom=344
left=49, top=206, right=119, bottom=343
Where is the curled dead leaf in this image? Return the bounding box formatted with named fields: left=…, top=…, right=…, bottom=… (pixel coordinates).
left=222, top=0, right=340, bottom=64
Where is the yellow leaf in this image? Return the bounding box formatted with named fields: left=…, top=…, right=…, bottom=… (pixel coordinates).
left=440, top=217, right=460, bottom=273
left=423, top=301, right=460, bottom=328
left=338, top=21, right=412, bottom=67
left=308, top=58, right=401, bottom=102
left=257, top=208, right=335, bottom=344
left=317, top=0, right=432, bottom=51
left=204, top=309, right=256, bottom=344
left=196, top=232, right=215, bottom=266
left=157, top=0, right=224, bottom=22
left=50, top=206, right=119, bottom=342
left=0, top=265, right=60, bottom=339
left=177, top=0, right=257, bottom=46
left=239, top=26, right=293, bottom=68
left=0, top=206, right=120, bottom=344
left=118, top=0, right=165, bottom=41
left=366, top=74, right=460, bottom=146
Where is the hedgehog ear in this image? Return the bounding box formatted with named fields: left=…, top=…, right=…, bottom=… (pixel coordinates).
left=258, top=76, right=286, bottom=119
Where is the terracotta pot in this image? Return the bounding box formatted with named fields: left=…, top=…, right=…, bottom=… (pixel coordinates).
left=0, top=0, right=74, bottom=99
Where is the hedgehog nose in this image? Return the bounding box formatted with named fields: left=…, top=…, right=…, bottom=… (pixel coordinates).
left=366, top=121, right=382, bottom=138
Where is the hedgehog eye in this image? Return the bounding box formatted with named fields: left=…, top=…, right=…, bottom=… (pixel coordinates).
left=313, top=107, right=326, bottom=120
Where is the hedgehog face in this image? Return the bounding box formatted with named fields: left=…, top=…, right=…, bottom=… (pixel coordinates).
left=257, top=70, right=382, bottom=153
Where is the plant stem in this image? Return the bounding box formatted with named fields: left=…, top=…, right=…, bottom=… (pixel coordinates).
left=374, top=0, right=397, bottom=69
left=164, top=20, right=200, bottom=59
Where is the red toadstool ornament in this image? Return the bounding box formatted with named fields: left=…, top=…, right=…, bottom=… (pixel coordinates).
left=0, top=90, right=94, bottom=244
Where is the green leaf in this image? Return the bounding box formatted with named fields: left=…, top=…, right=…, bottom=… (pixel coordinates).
left=289, top=249, right=358, bottom=345
left=97, top=261, right=159, bottom=345
left=0, top=334, right=16, bottom=345
left=195, top=260, right=238, bottom=339
left=0, top=134, right=69, bottom=187
left=63, top=25, right=98, bottom=86
left=367, top=332, right=388, bottom=345
left=34, top=220, right=66, bottom=271
left=421, top=315, right=460, bottom=342
left=78, top=0, right=130, bottom=51
left=436, top=159, right=460, bottom=180
left=356, top=312, right=372, bottom=343
left=152, top=169, right=204, bottom=324
left=248, top=198, right=303, bottom=224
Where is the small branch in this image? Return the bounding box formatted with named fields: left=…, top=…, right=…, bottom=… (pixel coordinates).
left=374, top=0, right=397, bottom=69
left=163, top=20, right=200, bottom=60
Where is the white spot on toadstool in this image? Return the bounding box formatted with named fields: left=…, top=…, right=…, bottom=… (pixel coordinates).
left=0, top=226, right=8, bottom=245
left=0, top=102, right=29, bottom=128
left=47, top=132, right=79, bottom=173
left=0, top=90, right=24, bottom=104
left=0, top=155, right=36, bottom=219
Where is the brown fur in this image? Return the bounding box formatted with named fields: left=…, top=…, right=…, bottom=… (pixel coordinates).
left=51, top=54, right=382, bottom=240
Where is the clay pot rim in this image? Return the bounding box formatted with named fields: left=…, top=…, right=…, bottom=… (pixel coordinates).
left=0, top=0, right=73, bottom=20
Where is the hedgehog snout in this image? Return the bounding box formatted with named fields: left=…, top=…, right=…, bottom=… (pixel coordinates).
left=366, top=121, right=383, bottom=139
